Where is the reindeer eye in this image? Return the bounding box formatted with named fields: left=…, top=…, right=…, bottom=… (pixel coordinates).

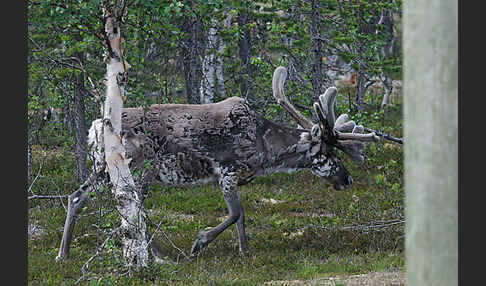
left=311, top=124, right=321, bottom=139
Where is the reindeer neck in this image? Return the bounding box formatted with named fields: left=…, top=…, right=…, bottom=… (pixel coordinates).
left=256, top=116, right=314, bottom=175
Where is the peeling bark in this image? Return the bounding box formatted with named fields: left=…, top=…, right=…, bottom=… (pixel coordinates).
left=101, top=6, right=149, bottom=267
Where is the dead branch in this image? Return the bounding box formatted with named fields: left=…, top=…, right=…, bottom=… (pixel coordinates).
left=364, top=127, right=403, bottom=144
left=28, top=195, right=69, bottom=200
left=75, top=227, right=120, bottom=285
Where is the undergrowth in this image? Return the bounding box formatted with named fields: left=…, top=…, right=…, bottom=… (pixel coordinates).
left=28, top=100, right=404, bottom=285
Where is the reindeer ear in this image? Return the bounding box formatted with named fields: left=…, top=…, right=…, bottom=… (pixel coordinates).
left=310, top=124, right=321, bottom=141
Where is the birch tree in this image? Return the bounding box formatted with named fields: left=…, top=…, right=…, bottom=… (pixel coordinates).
left=200, top=23, right=217, bottom=104
left=100, top=1, right=149, bottom=267
left=200, top=9, right=233, bottom=104
left=215, top=11, right=233, bottom=99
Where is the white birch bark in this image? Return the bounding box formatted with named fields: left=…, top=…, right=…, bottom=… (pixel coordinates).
left=403, top=0, right=457, bottom=285
left=215, top=11, right=232, bottom=98
left=200, top=10, right=232, bottom=104
left=380, top=74, right=393, bottom=109
left=200, top=25, right=217, bottom=104
left=102, top=11, right=148, bottom=267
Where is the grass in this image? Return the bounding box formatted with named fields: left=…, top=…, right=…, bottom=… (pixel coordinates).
left=28, top=101, right=405, bottom=285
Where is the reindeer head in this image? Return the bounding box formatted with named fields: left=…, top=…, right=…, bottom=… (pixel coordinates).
left=272, top=66, right=379, bottom=190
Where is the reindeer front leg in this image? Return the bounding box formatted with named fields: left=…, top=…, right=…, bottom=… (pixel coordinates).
left=191, top=169, right=249, bottom=255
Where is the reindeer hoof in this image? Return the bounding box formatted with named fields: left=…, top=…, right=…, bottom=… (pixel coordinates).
left=55, top=254, right=67, bottom=262
left=239, top=246, right=251, bottom=255
left=190, top=232, right=209, bottom=256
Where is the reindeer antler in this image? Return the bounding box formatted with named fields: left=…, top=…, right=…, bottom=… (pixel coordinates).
left=272, top=67, right=313, bottom=130
left=272, top=66, right=378, bottom=165
left=315, top=87, right=379, bottom=164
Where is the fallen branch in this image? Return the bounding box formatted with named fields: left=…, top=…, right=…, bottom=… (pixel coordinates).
left=364, top=127, right=403, bottom=144
left=306, top=219, right=405, bottom=234
left=28, top=194, right=69, bottom=200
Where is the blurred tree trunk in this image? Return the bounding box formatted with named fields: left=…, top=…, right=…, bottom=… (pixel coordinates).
left=73, top=52, right=88, bottom=182
left=403, top=0, right=458, bottom=285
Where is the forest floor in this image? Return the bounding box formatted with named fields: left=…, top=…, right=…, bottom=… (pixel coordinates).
left=264, top=270, right=405, bottom=285
left=28, top=103, right=404, bottom=285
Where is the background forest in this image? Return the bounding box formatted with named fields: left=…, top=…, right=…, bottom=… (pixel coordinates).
left=28, top=0, right=405, bottom=285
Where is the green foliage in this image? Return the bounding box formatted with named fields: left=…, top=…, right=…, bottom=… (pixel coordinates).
left=29, top=0, right=402, bottom=134
left=28, top=0, right=404, bottom=284
left=29, top=101, right=404, bottom=284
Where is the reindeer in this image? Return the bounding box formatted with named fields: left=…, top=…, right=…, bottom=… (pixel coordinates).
left=57, top=66, right=378, bottom=261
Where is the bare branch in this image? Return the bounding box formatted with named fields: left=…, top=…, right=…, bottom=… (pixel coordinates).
left=75, top=227, right=120, bottom=284
left=28, top=154, right=46, bottom=195
left=28, top=195, right=69, bottom=200
left=364, top=127, right=403, bottom=144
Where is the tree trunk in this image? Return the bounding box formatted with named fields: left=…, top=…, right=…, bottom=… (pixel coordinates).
left=28, top=134, right=33, bottom=184
left=200, top=10, right=232, bottom=103
left=200, top=25, right=217, bottom=104
left=215, top=11, right=232, bottom=99
left=182, top=16, right=201, bottom=104
left=356, top=2, right=370, bottom=112
left=238, top=5, right=253, bottom=100
left=73, top=54, right=88, bottom=182
left=403, top=0, right=458, bottom=285
left=380, top=73, right=393, bottom=109
left=63, top=79, right=74, bottom=135
left=310, top=0, right=323, bottom=122
left=356, top=65, right=367, bottom=112
left=381, top=6, right=395, bottom=60
left=102, top=6, right=149, bottom=267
